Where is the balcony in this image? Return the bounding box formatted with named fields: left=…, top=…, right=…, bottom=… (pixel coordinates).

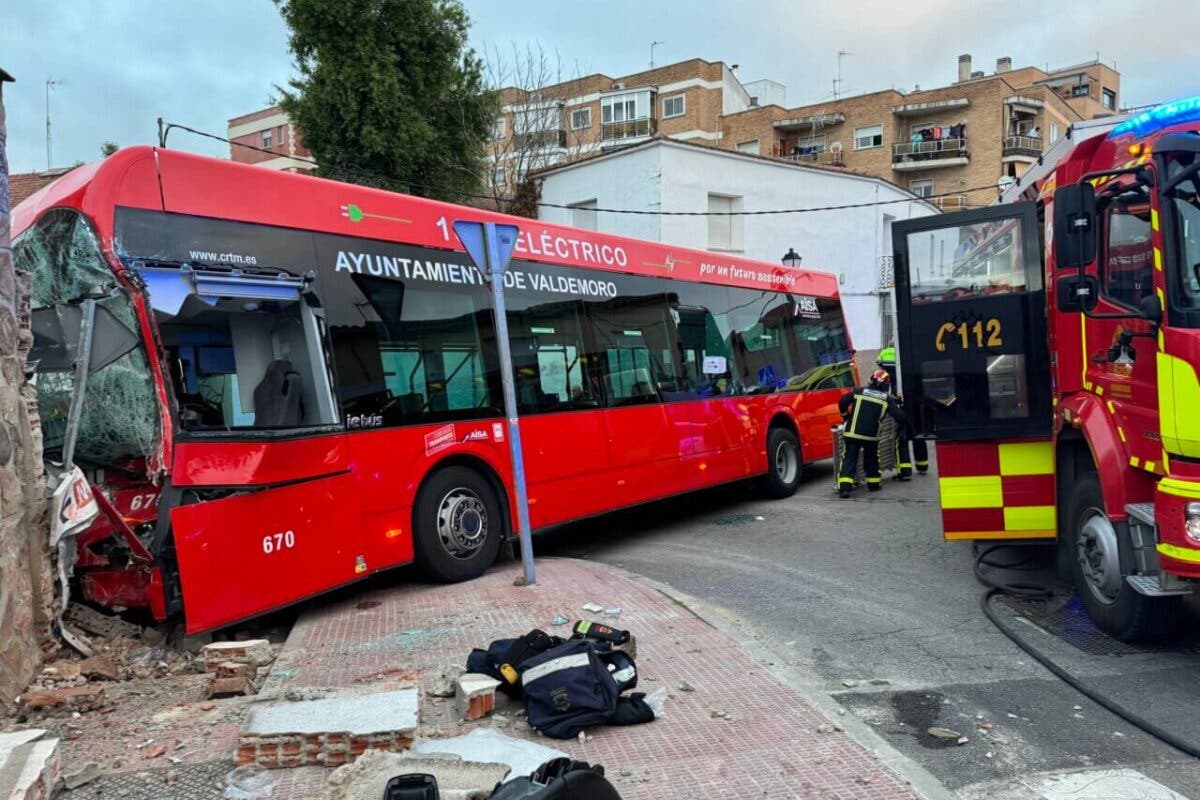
left=780, top=149, right=845, bottom=167
left=1002, top=135, right=1042, bottom=161
left=513, top=129, right=568, bottom=150
left=935, top=194, right=970, bottom=210
left=892, top=138, right=969, bottom=170
left=601, top=117, right=656, bottom=142
left=772, top=112, right=845, bottom=133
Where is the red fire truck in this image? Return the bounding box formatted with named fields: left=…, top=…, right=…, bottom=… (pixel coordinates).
left=893, top=97, right=1200, bottom=640
left=15, top=147, right=853, bottom=633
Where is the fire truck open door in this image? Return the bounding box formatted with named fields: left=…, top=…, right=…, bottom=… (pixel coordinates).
left=893, top=202, right=1056, bottom=540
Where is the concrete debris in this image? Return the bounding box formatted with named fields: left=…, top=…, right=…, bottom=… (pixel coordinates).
left=927, top=727, right=961, bottom=740
left=41, top=660, right=81, bottom=681
left=676, top=680, right=694, bottom=692
left=582, top=602, right=604, bottom=613
left=322, top=751, right=509, bottom=800
left=0, top=730, right=61, bottom=800
left=985, top=751, right=994, bottom=758
left=841, top=680, right=859, bottom=688
left=456, top=673, right=501, bottom=721
left=978, top=721, right=993, bottom=731
left=604, top=607, right=622, bottom=618
left=577, top=731, right=587, bottom=743
left=223, top=764, right=280, bottom=800
left=956, top=736, right=970, bottom=746
left=643, top=687, right=667, bottom=718
left=428, top=666, right=464, bottom=698
left=619, top=766, right=634, bottom=777
left=412, top=728, right=567, bottom=782
left=62, top=761, right=101, bottom=789
left=64, top=603, right=145, bottom=639
left=202, top=639, right=273, bottom=669
left=491, top=714, right=510, bottom=729
left=513, top=575, right=527, bottom=586
left=79, top=655, right=122, bottom=682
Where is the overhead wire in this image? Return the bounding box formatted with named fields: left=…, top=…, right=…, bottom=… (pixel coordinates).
left=159, top=120, right=1001, bottom=216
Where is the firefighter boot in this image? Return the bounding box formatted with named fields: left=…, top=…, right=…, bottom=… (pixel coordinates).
left=894, top=441, right=912, bottom=481
left=866, top=477, right=883, bottom=492
left=838, top=478, right=853, bottom=499
left=913, top=440, right=929, bottom=474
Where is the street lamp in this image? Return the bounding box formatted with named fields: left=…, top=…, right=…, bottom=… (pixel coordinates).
left=781, top=248, right=802, bottom=268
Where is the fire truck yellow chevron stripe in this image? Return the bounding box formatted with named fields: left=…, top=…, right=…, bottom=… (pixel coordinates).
left=1003, top=506, right=1056, bottom=530
left=998, top=442, right=1054, bottom=475
left=1155, top=248, right=1163, bottom=271
left=1158, top=477, right=1200, bottom=500
left=1151, top=208, right=1160, bottom=232
left=1158, top=543, right=1200, bottom=564
left=940, top=476, right=1003, bottom=509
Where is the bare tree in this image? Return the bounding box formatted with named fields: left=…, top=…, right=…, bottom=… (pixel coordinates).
left=482, top=43, right=605, bottom=213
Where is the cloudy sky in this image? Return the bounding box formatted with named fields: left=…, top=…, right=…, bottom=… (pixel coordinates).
left=1, top=0, right=1193, bottom=174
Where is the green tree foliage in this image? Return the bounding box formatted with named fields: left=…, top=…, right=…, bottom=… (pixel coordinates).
left=100, top=141, right=119, bottom=157
left=275, top=0, right=496, bottom=202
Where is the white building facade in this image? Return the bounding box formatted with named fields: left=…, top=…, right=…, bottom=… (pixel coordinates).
left=534, top=139, right=940, bottom=350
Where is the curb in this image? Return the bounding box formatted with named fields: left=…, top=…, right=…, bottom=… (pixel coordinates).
left=617, top=567, right=959, bottom=800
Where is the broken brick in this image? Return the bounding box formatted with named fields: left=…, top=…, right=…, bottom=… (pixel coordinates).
left=209, top=676, right=253, bottom=698
left=454, top=673, right=500, bottom=721
left=215, top=661, right=254, bottom=680
left=79, top=655, right=122, bottom=682
left=201, top=639, right=272, bottom=669
left=19, top=685, right=105, bottom=712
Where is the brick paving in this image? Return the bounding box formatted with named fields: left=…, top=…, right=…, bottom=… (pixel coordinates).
left=266, top=557, right=922, bottom=800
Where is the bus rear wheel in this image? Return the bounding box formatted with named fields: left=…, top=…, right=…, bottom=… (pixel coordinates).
left=414, top=466, right=505, bottom=582
left=762, top=427, right=802, bottom=498
left=1067, top=476, right=1179, bottom=642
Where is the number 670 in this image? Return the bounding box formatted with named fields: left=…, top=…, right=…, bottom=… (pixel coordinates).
left=262, top=530, right=296, bottom=554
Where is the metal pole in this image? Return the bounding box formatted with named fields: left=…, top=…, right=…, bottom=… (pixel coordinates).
left=484, top=224, right=536, bottom=586
left=45, top=78, right=51, bottom=170
left=61, top=298, right=96, bottom=469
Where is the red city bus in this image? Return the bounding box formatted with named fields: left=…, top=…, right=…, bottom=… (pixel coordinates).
left=15, top=147, right=854, bottom=633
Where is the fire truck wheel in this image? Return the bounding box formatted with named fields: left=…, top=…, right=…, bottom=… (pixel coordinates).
left=1068, top=476, right=1179, bottom=641
left=763, top=427, right=803, bottom=498
left=414, top=466, right=505, bottom=582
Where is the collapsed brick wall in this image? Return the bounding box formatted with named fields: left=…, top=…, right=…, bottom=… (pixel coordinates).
left=0, top=73, right=51, bottom=706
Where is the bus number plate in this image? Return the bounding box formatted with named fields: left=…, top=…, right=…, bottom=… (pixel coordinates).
left=263, top=530, right=296, bottom=554
left=935, top=319, right=1003, bottom=352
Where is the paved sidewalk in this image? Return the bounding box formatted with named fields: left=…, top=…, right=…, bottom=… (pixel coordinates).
left=265, top=557, right=935, bottom=800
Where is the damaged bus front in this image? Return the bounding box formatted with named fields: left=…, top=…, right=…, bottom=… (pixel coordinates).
left=18, top=197, right=340, bottom=631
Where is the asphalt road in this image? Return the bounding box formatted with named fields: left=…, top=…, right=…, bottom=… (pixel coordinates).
left=537, top=458, right=1200, bottom=799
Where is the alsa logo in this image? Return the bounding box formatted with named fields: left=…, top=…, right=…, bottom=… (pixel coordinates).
left=796, top=296, right=818, bottom=314
left=346, top=414, right=384, bottom=429
left=462, top=430, right=489, bottom=443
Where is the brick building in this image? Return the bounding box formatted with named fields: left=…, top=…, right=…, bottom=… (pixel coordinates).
left=8, top=167, right=73, bottom=208
left=226, top=106, right=313, bottom=172
left=718, top=54, right=1121, bottom=209
left=489, top=58, right=776, bottom=193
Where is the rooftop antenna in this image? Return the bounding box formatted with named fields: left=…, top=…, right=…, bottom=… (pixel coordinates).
left=833, top=50, right=852, bottom=99
left=650, top=41, right=664, bottom=69
left=45, top=76, right=61, bottom=171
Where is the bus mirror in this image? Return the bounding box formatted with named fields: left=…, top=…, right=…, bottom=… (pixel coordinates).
left=1139, top=294, right=1163, bottom=325
left=1053, top=183, right=1097, bottom=269
left=1057, top=274, right=1098, bottom=313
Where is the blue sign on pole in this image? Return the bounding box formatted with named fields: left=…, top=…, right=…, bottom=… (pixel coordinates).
left=453, top=220, right=519, bottom=277
left=452, top=220, right=535, bottom=586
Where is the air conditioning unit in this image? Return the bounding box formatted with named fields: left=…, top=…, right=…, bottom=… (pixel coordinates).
left=612, top=81, right=626, bottom=90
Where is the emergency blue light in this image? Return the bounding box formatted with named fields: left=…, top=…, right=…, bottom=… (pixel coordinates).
left=1110, top=95, right=1200, bottom=138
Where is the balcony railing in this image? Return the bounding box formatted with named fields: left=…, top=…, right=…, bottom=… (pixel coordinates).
left=513, top=129, right=568, bottom=150
left=935, top=194, right=970, bottom=210
left=1002, top=135, right=1042, bottom=159
left=786, top=150, right=845, bottom=167
left=601, top=117, right=656, bottom=142
left=892, top=138, right=968, bottom=167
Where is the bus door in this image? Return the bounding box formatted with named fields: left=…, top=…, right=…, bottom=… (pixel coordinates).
left=141, top=266, right=363, bottom=632
left=892, top=202, right=1055, bottom=540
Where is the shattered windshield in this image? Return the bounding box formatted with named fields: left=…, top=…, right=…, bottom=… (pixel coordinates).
left=16, top=209, right=160, bottom=469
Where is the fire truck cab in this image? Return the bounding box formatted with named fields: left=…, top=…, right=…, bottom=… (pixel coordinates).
left=893, top=97, right=1200, bottom=641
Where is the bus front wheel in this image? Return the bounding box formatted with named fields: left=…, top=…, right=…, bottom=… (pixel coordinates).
left=414, top=466, right=505, bottom=582
left=762, top=427, right=802, bottom=498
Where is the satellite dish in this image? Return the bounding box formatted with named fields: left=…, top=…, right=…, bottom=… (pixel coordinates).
left=831, top=141, right=843, bottom=153
left=998, top=175, right=1016, bottom=193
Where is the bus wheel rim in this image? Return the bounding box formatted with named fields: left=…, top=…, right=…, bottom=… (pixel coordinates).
left=775, top=440, right=798, bottom=485
left=436, top=488, right=488, bottom=560
left=1077, top=508, right=1121, bottom=604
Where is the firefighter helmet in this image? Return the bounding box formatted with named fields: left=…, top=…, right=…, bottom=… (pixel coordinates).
left=869, top=369, right=891, bottom=388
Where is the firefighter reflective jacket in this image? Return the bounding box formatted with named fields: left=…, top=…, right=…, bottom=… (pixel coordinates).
left=839, top=387, right=903, bottom=441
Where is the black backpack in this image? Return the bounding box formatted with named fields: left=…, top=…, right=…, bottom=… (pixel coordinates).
left=520, top=640, right=620, bottom=739
left=466, top=629, right=563, bottom=697
left=488, top=758, right=621, bottom=800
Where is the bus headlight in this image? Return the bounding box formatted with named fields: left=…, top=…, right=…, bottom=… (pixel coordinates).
left=1186, top=503, right=1200, bottom=543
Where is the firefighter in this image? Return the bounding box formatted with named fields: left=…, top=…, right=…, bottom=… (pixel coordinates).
left=877, top=345, right=929, bottom=474
left=837, top=370, right=905, bottom=498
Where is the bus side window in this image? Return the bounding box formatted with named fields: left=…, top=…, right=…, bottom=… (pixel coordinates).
left=588, top=294, right=680, bottom=406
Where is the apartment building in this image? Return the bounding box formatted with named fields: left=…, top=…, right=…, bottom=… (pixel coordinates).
left=489, top=58, right=777, bottom=192
left=719, top=55, right=1121, bottom=209
left=226, top=106, right=314, bottom=172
